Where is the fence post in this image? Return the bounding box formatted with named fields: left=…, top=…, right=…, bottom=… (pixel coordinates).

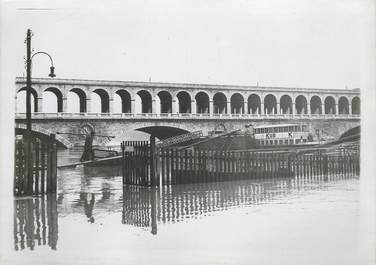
left=150, top=135, right=158, bottom=186
left=121, top=142, right=125, bottom=184
left=40, top=142, right=46, bottom=194
left=27, top=139, right=35, bottom=195
left=50, top=134, right=57, bottom=193
left=162, top=149, right=166, bottom=185
left=323, top=155, right=329, bottom=177
left=167, top=148, right=172, bottom=185
left=23, top=131, right=31, bottom=195
left=35, top=140, right=40, bottom=195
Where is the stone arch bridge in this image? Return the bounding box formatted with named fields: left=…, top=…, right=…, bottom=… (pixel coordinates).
left=15, top=115, right=360, bottom=148
left=15, top=77, right=360, bottom=148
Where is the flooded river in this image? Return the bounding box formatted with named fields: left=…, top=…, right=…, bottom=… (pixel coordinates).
left=7, top=148, right=364, bottom=265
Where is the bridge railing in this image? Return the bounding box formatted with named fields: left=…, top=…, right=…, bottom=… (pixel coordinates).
left=15, top=123, right=73, bottom=148
left=15, top=112, right=361, bottom=120
left=157, top=130, right=203, bottom=148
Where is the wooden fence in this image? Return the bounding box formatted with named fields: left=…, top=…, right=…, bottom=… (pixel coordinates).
left=121, top=139, right=157, bottom=187
left=156, top=150, right=359, bottom=185
left=14, top=133, right=57, bottom=196
left=121, top=140, right=360, bottom=187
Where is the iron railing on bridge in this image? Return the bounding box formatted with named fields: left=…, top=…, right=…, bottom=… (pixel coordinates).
left=157, top=131, right=203, bottom=148
left=15, top=112, right=360, bottom=120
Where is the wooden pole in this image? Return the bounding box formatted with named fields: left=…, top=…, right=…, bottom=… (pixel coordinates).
left=50, top=134, right=57, bottom=193
left=25, top=29, right=33, bottom=195
left=121, top=142, right=125, bottom=184
left=46, top=135, right=52, bottom=193
left=35, top=140, right=40, bottom=194
left=150, top=135, right=158, bottom=186
left=27, top=140, right=34, bottom=195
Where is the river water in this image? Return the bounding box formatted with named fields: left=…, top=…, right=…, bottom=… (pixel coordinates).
left=7, top=148, right=363, bottom=265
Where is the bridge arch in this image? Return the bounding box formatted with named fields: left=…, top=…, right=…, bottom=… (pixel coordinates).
left=295, top=95, right=308, bottom=114
left=136, top=126, right=190, bottom=140
left=213, top=92, right=227, bottom=114
left=68, top=88, right=87, bottom=113
left=231, top=93, right=244, bottom=114
left=264, top=94, right=277, bottom=114
left=195, top=91, right=209, bottom=113
left=115, top=89, right=131, bottom=113
left=310, top=95, right=322, bottom=114
left=248, top=94, right=261, bottom=114
left=16, top=87, right=38, bottom=112
left=92, top=89, right=110, bottom=113
left=157, top=91, right=172, bottom=113
left=176, top=91, right=191, bottom=113
left=15, top=125, right=72, bottom=148
left=136, top=90, right=152, bottom=113
left=340, top=125, right=360, bottom=139
left=338, top=96, right=349, bottom=114
left=351, top=96, right=360, bottom=114
left=44, top=87, right=63, bottom=112
left=324, top=96, right=336, bottom=114
left=280, top=95, right=292, bottom=114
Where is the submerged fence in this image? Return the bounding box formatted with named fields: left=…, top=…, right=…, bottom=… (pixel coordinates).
left=121, top=140, right=360, bottom=187
left=14, top=134, right=57, bottom=196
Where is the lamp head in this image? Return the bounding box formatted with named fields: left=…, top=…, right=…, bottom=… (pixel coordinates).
left=48, top=66, right=56, bottom=78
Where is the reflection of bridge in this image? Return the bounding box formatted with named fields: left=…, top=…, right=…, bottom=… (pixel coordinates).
left=15, top=77, right=360, bottom=147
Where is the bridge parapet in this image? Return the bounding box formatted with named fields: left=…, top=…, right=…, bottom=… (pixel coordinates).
left=15, top=112, right=360, bottom=120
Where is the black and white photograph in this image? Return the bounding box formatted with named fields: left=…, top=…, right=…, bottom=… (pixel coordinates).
left=0, top=1, right=375, bottom=264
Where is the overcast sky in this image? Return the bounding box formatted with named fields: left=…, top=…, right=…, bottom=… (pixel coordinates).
left=2, top=0, right=374, bottom=90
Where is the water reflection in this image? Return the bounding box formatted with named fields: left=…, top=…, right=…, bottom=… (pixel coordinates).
left=61, top=175, right=122, bottom=223
left=74, top=193, right=96, bottom=223
left=14, top=164, right=358, bottom=252
left=14, top=194, right=58, bottom=251
left=82, top=165, right=122, bottom=178
left=122, top=173, right=357, bottom=235
left=122, top=186, right=158, bottom=234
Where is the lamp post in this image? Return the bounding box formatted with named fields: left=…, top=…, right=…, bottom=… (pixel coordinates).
left=25, top=28, right=56, bottom=194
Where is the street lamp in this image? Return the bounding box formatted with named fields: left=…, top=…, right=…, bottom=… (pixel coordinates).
left=32, top=51, right=56, bottom=77
left=24, top=28, right=56, bottom=194
left=26, top=30, right=56, bottom=130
